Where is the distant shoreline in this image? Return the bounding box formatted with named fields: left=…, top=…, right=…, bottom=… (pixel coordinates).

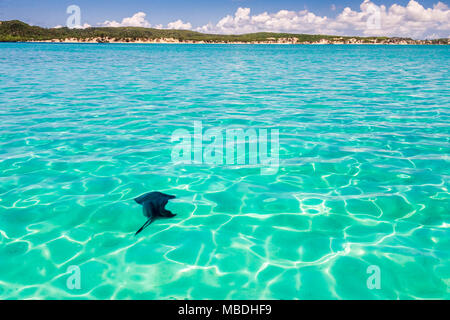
left=1, top=20, right=449, bottom=45
left=20, top=39, right=449, bottom=45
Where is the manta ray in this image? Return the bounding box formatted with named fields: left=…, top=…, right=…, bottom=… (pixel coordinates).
left=134, top=191, right=176, bottom=236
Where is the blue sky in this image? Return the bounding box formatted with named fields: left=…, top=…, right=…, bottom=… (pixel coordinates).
left=0, top=0, right=443, bottom=27
left=1, top=0, right=449, bottom=38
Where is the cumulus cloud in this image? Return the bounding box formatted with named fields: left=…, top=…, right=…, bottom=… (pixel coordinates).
left=56, top=23, right=91, bottom=29
left=101, top=12, right=151, bottom=28
left=73, top=23, right=91, bottom=29
left=167, top=19, right=192, bottom=30
left=197, top=6, right=328, bottom=34
left=100, top=12, right=193, bottom=30
left=95, top=2, right=449, bottom=38
left=195, top=0, right=450, bottom=38
left=332, top=0, right=450, bottom=38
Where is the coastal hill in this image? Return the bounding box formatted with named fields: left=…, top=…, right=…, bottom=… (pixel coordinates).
left=0, top=20, right=448, bottom=44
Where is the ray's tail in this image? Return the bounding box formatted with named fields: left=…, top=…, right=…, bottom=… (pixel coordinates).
left=135, top=218, right=154, bottom=236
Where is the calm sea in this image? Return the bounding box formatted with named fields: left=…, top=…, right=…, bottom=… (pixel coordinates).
left=0, top=43, right=449, bottom=299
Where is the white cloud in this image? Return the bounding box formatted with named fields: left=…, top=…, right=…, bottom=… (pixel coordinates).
left=94, top=2, right=449, bottom=38
left=332, top=0, right=450, bottom=38
left=72, top=23, right=91, bottom=29
left=167, top=19, right=192, bottom=30
left=54, top=23, right=91, bottom=29
left=195, top=0, right=450, bottom=38
left=197, top=6, right=329, bottom=35
left=101, top=12, right=151, bottom=28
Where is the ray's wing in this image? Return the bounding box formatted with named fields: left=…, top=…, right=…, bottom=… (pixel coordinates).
left=134, top=192, right=156, bottom=204
left=160, top=193, right=176, bottom=200
left=155, top=198, right=176, bottom=218
left=156, top=193, right=176, bottom=217
left=160, top=208, right=176, bottom=218
left=135, top=192, right=175, bottom=204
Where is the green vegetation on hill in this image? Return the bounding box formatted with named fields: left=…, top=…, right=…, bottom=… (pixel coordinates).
left=0, top=20, right=342, bottom=42
left=0, top=20, right=448, bottom=44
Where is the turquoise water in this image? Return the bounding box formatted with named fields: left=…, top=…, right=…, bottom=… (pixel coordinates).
left=0, top=43, right=449, bottom=299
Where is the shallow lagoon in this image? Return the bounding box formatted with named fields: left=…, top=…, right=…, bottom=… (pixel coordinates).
left=0, top=43, right=449, bottom=299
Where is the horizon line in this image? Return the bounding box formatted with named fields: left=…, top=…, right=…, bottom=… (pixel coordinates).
left=2, top=20, right=450, bottom=41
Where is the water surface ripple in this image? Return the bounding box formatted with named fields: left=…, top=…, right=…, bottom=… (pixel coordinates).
left=0, top=43, right=449, bottom=299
